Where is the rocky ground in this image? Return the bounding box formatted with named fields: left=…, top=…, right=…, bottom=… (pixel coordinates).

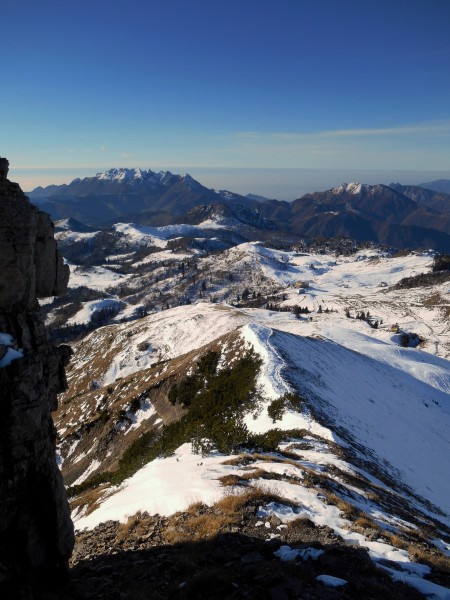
left=41, top=489, right=427, bottom=600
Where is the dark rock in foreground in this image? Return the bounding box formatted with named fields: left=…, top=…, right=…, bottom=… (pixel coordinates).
left=0, top=158, right=73, bottom=598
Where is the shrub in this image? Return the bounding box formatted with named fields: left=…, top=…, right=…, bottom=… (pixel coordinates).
left=168, top=351, right=220, bottom=407
left=399, top=332, right=422, bottom=348
left=267, top=393, right=304, bottom=423
left=432, top=254, right=450, bottom=272
left=68, top=350, right=262, bottom=496
left=247, top=427, right=309, bottom=453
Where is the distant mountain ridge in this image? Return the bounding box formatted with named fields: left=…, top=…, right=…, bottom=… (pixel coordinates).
left=418, top=179, right=450, bottom=195
left=390, top=182, right=450, bottom=214
left=257, top=181, right=450, bottom=251
left=28, top=168, right=260, bottom=227
left=28, top=170, right=450, bottom=251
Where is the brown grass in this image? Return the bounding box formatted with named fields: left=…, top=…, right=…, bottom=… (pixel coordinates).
left=241, top=468, right=269, bottom=480
left=186, top=501, right=206, bottom=515
left=221, top=453, right=302, bottom=469
left=70, top=483, right=110, bottom=518
left=221, top=456, right=247, bottom=466
left=320, top=490, right=358, bottom=519
left=164, top=513, right=235, bottom=544
left=116, top=511, right=154, bottom=542
left=353, top=515, right=378, bottom=530
left=408, top=544, right=450, bottom=574
left=385, top=533, right=409, bottom=550
left=218, top=474, right=245, bottom=487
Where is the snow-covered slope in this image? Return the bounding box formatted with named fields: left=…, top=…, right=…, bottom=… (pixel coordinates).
left=55, top=240, right=450, bottom=596
left=69, top=301, right=450, bottom=521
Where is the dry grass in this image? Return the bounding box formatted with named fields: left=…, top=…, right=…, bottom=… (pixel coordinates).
left=221, top=456, right=247, bottom=466
left=320, top=490, right=358, bottom=520
left=70, top=483, right=109, bottom=518
left=366, top=490, right=381, bottom=503
left=218, top=474, right=245, bottom=487
left=162, top=491, right=262, bottom=545
left=408, top=544, right=450, bottom=574
left=385, top=533, right=409, bottom=550
left=383, top=530, right=450, bottom=574
left=353, top=515, right=378, bottom=530
left=164, top=513, right=235, bottom=544
left=241, top=468, right=269, bottom=480
left=186, top=501, right=206, bottom=515
left=222, top=453, right=301, bottom=469
left=116, top=512, right=153, bottom=543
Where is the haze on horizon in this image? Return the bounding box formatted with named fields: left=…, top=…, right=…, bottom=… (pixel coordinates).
left=2, top=0, right=450, bottom=198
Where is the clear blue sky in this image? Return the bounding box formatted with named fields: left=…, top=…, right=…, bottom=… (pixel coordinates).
left=2, top=0, right=450, bottom=196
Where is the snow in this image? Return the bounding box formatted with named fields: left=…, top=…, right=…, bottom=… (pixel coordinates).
left=125, top=401, right=161, bottom=434
left=72, top=459, right=102, bottom=486
left=95, top=167, right=173, bottom=184
left=134, top=249, right=192, bottom=266
left=68, top=264, right=132, bottom=291
left=316, top=574, right=348, bottom=587
left=0, top=332, right=24, bottom=367
left=242, top=323, right=289, bottom=399
left=66, top=298, right=123, bottom=325
left=268, top=328, right=450, bottom=518
left=71, top=286, right=450, bottom=521
left=74, top=444, right=229, bottom=529
left=56, top=230, right=99, bottom=244
left=274, top=545, right=324, bottom=562
left=257, top=502, right=306, bottom=522
left=63, top=244, right=450, bottom=594
left=378, top=564, right=450, bottom=599
left=113, top=221, right=232, bottom=247
left=0, top=333, right=14, bottom=345
left=113, top=223, right=168, bottom=248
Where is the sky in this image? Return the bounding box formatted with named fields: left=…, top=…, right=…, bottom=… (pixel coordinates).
left=2, top=0, right=450, bottom=198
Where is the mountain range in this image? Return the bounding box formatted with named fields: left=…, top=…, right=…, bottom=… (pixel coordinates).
left=24, top=163, right=450, bottom=597
left=28, top=169, right=450, bottom=251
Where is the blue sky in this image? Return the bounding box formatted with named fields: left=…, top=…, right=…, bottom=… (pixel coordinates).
left=2, top=0, right=450, bottom=197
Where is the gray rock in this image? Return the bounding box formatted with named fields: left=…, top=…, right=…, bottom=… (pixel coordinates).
left=0, top=160, right=74, bottom=597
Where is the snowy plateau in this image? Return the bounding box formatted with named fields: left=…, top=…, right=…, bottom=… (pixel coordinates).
left=45, top=218, right=450, bottom=598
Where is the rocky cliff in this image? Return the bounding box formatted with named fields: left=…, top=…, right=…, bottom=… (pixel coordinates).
left=0, top=158, right=74, bottom=598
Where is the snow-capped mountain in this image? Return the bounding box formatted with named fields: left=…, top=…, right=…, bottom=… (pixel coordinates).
left=257, top=182, right=450, bottom=251
left=29, top=171, right=450, bottom=251
left=28, top=168, right=260, bottom=228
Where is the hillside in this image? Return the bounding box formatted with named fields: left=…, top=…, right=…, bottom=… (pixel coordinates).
left=50, top=237, right=450, bottom=598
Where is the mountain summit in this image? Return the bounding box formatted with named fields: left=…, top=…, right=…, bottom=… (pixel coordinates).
left=28, top=168, right=258, bottom=227
left=28, top=172, right=450, bottom=251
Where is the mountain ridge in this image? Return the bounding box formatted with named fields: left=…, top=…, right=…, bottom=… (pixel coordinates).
left=27, top=170, right=450, bottom=251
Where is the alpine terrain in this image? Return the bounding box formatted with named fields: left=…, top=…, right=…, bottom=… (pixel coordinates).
left=28, top=170, right=450, bottom=252
left=36, top=177, right=450, bottom=599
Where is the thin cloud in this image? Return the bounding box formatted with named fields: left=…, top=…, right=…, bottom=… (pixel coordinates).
left=235, top=120, right=450, bottom=142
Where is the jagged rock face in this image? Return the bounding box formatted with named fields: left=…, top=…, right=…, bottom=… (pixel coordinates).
left=0, top=160, right=73, bottom=597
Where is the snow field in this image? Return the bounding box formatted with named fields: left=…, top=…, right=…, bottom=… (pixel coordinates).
left=61, top=243, right=450, bottom=596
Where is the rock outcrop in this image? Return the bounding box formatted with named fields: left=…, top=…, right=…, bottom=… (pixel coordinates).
left=0, top=158, right=73, bottom=598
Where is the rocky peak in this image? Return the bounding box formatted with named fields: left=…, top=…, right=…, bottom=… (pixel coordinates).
left=0, top=159, right=74, bottom=597
left=0, top=156, right=9, bottom=179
